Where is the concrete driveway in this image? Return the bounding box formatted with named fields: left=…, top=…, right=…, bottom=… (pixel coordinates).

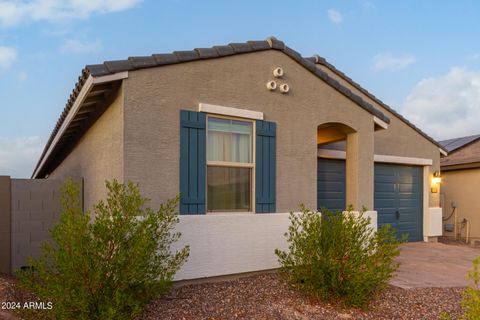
left=391, top=242, right=480, bottom=288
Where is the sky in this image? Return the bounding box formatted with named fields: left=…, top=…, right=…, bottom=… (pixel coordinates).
left=1, top=0, right=480, bottom=178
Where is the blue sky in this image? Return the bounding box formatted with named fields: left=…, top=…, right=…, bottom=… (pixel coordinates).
left=2, top=0, right=480, bottom=177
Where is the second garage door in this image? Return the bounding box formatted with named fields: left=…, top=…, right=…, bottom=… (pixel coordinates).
left=374, top=163, right=423, bottom=242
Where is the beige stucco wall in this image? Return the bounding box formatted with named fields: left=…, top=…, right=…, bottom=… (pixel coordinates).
left=45, top=49, right=441, bottom=215
left=317, top=65, right=441, bottom=207
left=442, top=168, right=480, bottom=239
left=48, top=86, right=124, bottom=211
left=124, top=50, right=375, bottom=211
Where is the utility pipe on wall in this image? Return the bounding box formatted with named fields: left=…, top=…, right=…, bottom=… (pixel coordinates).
left=454, top=209, right=458, bottom=241
left=466, top=219, right=470, bottom=244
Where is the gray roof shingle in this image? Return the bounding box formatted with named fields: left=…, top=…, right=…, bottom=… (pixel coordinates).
left=173, top=50, right=200, bottom=62
left=212, top=45, right=235, bottom=56
left=195, top=48, right=219, bottom=59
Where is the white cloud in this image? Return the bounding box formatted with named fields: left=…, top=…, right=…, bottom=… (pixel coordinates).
left=0, top=46, right=17, bottom=70
left=372, top=52, right=416, bottom=71
left=402, top=67, right=480, bottom=140
left=60, top=38, right=101, bottom=54
left=0, top=0, right=141, bottom=27
left=0, top=136, right=44, bottom=178
left=328, top=9, right=343, bottom=24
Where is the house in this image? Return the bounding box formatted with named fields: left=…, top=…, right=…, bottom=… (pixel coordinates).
left=31, top=37, right=445, bottom=280
left=440, top=134, right=480, bottom=241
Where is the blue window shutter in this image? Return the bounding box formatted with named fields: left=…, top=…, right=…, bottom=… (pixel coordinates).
left=256, top=120, right=276, bottom=213
left=180, top=110, right=206, bottom=214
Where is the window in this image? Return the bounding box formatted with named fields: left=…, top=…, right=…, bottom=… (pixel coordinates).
left=179, top=109, right=276, bottom=215
left=207, top=116, right=254, bottom=212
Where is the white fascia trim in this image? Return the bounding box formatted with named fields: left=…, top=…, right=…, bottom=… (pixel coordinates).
left=373, top=116, right=389, bottom=130
left=92, top=71, right=128, bottom=84
left=317, top=149, right=433, bottom=166
left=373, top=154, right=433, bottom=166
left=199, top=103, right=264, bottom=120
left=439, top=148, right=448, bottom=156
left=32, top=72, right=129, bottom=178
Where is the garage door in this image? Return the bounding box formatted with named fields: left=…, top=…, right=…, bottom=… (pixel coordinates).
left=374, top=163, right=423, bottom=242
left=317, top=158, right=346, bottom=212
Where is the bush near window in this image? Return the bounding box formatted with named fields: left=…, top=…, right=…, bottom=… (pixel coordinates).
left=275, top=205, right=403, bottom=307
left=17, top=179, right=189, bottom=320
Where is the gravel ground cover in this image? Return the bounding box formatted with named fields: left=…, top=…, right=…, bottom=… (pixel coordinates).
left=141, top=273, right=464, bottom=320
left=0, top=272, right=465, bottom=320
left=0, top=274, right=21, bottom=320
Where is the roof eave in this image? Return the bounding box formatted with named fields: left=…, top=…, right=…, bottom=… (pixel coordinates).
left=441, top=161, right=480, bottom=171
left=32, top=71, right=128, bottom=178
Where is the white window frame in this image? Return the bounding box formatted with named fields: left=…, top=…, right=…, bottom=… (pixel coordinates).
left=206, top=114, right=256, bottom=214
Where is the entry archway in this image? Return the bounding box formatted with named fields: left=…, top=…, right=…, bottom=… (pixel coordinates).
left=317, top=122, right=358, bottom=211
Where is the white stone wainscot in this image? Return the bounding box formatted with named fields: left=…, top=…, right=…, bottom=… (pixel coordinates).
left=172, top=210, right=379, bottom=281
left=172, top=213, right=291, bottom=281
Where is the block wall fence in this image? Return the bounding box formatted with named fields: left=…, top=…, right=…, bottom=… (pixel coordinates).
left=0, top=176, right=65, bottom=274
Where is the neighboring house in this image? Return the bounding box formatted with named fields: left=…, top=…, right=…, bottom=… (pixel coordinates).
left=32, top=37, right=445, bottom=280
left=440, top=134, right=480, bottom=241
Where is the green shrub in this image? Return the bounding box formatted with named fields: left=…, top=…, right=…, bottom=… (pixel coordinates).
left=460, top=256, right=480, bottom=319
left=17, top=179, right=189, bottom=320
left=275, top=205, right=403, bottom=307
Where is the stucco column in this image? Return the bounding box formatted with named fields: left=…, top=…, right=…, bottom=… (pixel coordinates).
left=346, top=127, right=374, bottom=210
left=346, top=133, right=359, bottom=209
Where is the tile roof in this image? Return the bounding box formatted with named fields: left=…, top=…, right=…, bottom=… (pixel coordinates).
left=439, top=134, right=480, bottom=153
left=34, top=37, right=395, bottom=177
left=34, top=37, right=445, bottom=177
left=83, top=38, right=389, bottom=122
left=305, top=55, right=447, bottom=153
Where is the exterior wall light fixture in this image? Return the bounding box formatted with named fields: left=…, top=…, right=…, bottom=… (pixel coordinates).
left=431, top=170, right=441, bottom=193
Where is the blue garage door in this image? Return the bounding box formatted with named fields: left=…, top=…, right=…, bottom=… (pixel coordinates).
left=317, top=158, right=346, bottom=212
left=374, top=163, right=423, bottom=242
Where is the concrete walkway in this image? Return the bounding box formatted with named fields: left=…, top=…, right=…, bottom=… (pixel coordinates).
left=391, top=242, right=480, bottom=288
